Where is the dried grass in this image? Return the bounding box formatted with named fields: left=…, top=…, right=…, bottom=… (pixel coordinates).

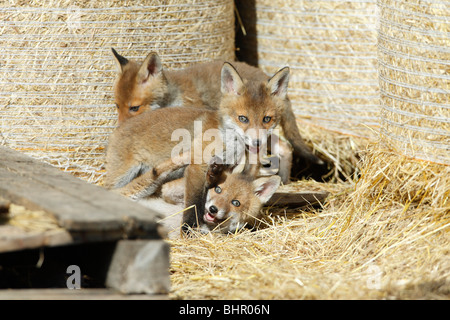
left=236, top=0, right=380, bottom=138
left=0, top=0, right=235, bottom=183
left=168, top=124, right=450, bottom=300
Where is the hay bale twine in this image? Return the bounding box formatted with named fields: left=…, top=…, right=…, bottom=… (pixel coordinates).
left=378, top=0, right=450, bottom=165
left=0, top=0, right=235, bottom=183
left=236, top=0, right=379, bottom=138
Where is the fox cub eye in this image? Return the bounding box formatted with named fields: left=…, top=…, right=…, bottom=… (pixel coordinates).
left=115, top=103, right=119, bottom=109
left=263, top=116, right=272, bottom=123
left=215, top=186, right=222, bottom=194
left=238, top=115, right=249, bottom=124
left=231, top=200, right=240, bottom=207
left=129, top=106, right=141, bottom=112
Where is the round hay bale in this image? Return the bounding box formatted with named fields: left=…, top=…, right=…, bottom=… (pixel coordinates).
left=0, top=0, right=235, bottom=183
left=378, top=0, right=450, bottom=165
left=236, top=0, right=379, bottom=138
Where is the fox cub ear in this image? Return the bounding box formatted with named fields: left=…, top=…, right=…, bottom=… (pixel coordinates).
left=137, top=52, right=163, bottom=83
left=253, top=175, right=281, bottom=204
left=267, top=67, right=290, bottom=99
left=221, top=62, right=245, bottom=96
left=111, top=48, right=129, bottom=73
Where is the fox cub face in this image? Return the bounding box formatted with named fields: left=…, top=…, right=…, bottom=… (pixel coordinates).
left=199, top=159, right=281, bottom=234
left=111, top=48, right=167, bottom=124
left=219, top=63, right=289, bottom=155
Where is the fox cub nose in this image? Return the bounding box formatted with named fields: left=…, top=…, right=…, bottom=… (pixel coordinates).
left=209, top=205, right=218, bottom=215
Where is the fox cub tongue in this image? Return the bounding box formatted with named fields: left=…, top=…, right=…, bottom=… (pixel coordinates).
left=204, top=211, right=216, bottom=223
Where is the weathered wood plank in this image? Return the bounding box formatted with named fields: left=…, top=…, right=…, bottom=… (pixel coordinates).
left=0, top=289, right=168, bottom=300
left=0, top=225, right=73, bottom=253
left=0, top=146, right=162, bottom=238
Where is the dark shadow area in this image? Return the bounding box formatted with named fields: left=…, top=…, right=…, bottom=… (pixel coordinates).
left=235, top=0, right=258, bottom=66
left=0, top=242, right=117, bottom=289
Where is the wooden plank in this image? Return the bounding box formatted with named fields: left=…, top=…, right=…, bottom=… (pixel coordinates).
left=0, top=225, right=73, bottom=253
left=0, top=289, right=168, bottom=300
left=0, top=146, right=162, bottom=239
left=267, top=190, right=329, bottom=207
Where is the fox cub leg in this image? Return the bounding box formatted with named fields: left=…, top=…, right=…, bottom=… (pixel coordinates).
left=161, top=178, right=185, bottom=205
left=181, top=163, right=208, bottom=233
left=105, top=162, right=149, bottom=190
left=113, top=157, right=188, bottom=200
left=181, top=157, right=231, bottom=234
left=277, top=138, right=293, bottom=184
left=261, top=134, right=292, bottom=184
left=113, top=167, right=160, bottom=200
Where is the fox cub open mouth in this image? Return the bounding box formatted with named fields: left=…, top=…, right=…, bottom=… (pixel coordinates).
left=197, top=158, right=281, bottom=234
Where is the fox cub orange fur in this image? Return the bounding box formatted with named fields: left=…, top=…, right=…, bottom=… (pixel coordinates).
left=194, top=157, right=280, bottom=234
left=105, top=62, right=288, bottom=231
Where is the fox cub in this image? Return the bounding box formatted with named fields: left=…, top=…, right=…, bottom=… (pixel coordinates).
left=194, top=158, right=280, bottom=234
left=111, top=49, right=327, bottom=180
left=105, top=62, right=288, bottom=232
left=105, top=61, right=288, bottom=197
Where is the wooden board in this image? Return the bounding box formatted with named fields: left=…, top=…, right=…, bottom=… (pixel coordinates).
left=0, top=146, right=163, bottom=252
left=0, top=225, right=73, bottom=253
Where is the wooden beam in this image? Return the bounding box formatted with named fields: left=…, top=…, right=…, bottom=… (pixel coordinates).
left=0, top=225, right=73, bottom=253
left=0, top=288, right=168, bottom=300
left=267, top=189, right=329, bottom=207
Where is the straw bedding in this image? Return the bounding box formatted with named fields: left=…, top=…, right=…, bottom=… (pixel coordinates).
left=4, top=204, right=61, bottom=233
left=0, top=0, right=235, bottom=183
left=168, top=126, right=449, bottom=299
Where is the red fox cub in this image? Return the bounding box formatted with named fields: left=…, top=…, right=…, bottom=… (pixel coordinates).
left=105, top=62, right=287, bottom=202
left=194, top=158, right=280, bottom=234
left=111, top=49, right=326, bottom=179
left=140, top=158, right=281, bottom=235
left=104, top=106, right=212, bottom=198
